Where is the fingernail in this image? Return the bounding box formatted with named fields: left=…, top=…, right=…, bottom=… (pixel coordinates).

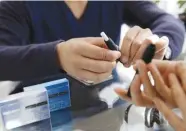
left=113, top=51, right=121, bottom=57
left=124, top=63, right=130, bottom=67
left=121, top=56, right=128, bottom=63
left=147, top=34, right=159, bottom=44
left=114, top=88, right=123, bottom=95
left=161, top=36, right=169, bottom=44
left=108, top=50, right=121, bottom=59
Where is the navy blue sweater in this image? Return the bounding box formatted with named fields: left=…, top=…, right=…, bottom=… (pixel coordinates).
left=0, top=1, right=184, bottom=81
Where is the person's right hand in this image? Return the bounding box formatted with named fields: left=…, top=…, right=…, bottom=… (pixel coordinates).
left=57, top=37, right=121, bottom=83
left=153, top=66, right=186, bottom=131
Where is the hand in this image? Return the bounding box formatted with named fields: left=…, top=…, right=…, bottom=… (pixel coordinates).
left=120, top=26, right=169, bottom=67
left=115, top=60, right=154, bottom=107
left=114, top=60, right=182, bottom=107
left=154, top=66, right=186, bottom=131
left=57, top=37, right=121, bottom=83
left=136, top=60, right=184, bottom=108
left=133, top=60, right=176, bottom=108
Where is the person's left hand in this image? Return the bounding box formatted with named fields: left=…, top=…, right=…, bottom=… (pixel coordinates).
left=114, top=60, right=176, bottom=108
left=120, top=26, right=169, bottom=67
left=115, top=60, right=156, bottom=107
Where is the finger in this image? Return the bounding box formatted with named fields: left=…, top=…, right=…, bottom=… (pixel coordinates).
left=128, top=28, right=152, bottom=65
left=131, top=74, right=143, bottom=103
left=76, top=69, right=112, bottom=83
left=84, top=37, right=110, bottom=49
left=154, top=97, right=186, bottom=131
left=147, top=63, right=172, bottom=102
left=133, top=64, right=137, bottom=71
left=132, top=34, right=159, bottom=64
left=136, top=60, right=156, bottom=98
left=150, top=60, right=177, bottom=84
left=169, top=73, right=186, bottom=121
left=150, top=60, right=175, bottom=73
left=175, top=62, right=186, bottom=93
left=114, top=88, right=131, bottom=101
left=154, top=36, right=169, bottom=60
left=79, top=40, right=121, bottom=61
left=130, top=74, right=154, bottom=107
left=114, top=73, right=142, bottom=102
left=79, top=57, right=116, bottom=73
left=120, top=26, right=141, bottom=66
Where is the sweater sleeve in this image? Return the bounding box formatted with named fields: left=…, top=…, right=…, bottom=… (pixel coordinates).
left=0, top=1, right=63, bottom=81
left=122, top=1, right=185, bottom=59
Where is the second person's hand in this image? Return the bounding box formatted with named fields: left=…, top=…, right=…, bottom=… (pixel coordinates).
left=115, top=60, right=185, bottom=108
left=120, top=26, right=169, bottom=67
left=154, top=63, right=186, bottom=131
left=57, top=37, right=121, bottom=83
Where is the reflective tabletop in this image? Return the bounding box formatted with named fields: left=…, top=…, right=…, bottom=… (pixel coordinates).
left=15, top=102, right=175, bottom=131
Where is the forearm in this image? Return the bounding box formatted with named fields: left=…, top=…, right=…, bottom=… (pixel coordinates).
left=0, top=40, right=63, bottom=81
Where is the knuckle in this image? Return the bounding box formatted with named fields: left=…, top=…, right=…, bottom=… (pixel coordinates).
left=144, top=28, right=152, bottom=34
left=180, top=62, right=186, bottom=69
left=125, top=35, right=133, bottom=42
left=133, top=25, right=141, bottom=30
left=133, top=39, right=142, bottom=46
left=85, top=60, right=93, bottom=71
left=100, top=49, right=107, bottom=60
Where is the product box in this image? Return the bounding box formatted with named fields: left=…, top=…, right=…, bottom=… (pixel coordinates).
left=8, top=119, right=52, bottom=131
left=24, top=78, right=71, bottom=112
left=0, top=88, right=51, bottom=131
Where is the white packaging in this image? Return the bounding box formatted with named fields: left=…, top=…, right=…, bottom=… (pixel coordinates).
left=0, top=88, right=50, bottom=130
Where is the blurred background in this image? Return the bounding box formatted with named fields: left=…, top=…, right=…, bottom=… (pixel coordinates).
left=155, top=0, right=186, bottom=60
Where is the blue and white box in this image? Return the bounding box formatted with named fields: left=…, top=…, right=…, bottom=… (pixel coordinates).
left=24, top=78, right=71, bottom=112
left=0, top=88, right=51, bottom=131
